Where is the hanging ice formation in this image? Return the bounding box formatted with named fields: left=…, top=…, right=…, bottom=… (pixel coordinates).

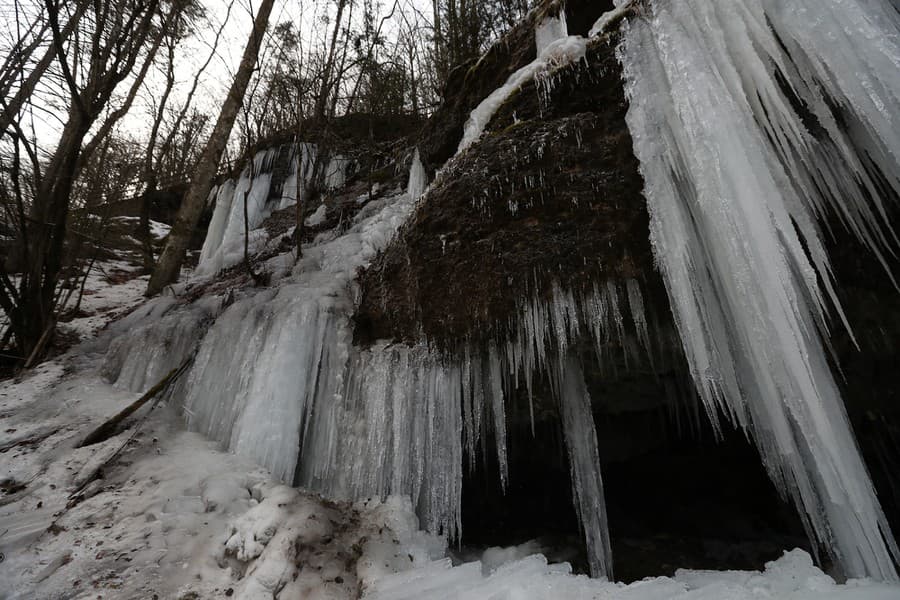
left=407, top=149, right=428, bottom=201
left=198, top=144, right=352, bottom=276
left=617, top=0, right=900, bottom=580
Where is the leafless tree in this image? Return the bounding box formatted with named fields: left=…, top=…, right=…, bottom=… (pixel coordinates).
left=0, top=0, right=188, bottom=364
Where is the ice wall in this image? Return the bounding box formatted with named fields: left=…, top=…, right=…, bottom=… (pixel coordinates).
left=616, top=0, right=900, bottom=580
left=183, top=189, right=418, bottom=482
left=198, top=144, right=353, bottom=276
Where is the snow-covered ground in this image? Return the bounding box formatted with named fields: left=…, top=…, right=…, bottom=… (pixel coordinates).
left=3, top=354, right=898, bottom=599
left=0, top=259, right=446, bottom=599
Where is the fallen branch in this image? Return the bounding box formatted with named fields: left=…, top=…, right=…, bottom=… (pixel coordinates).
left=78, top=356, right=193, bottom=448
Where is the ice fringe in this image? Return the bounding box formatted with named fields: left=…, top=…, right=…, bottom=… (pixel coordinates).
left=199, top=144, right=351, bottom=276
left=616, top=0, right=900, bottom=580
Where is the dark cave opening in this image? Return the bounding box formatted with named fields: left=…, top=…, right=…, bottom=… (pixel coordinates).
left=457, top=373, right=814, bottom=583
left=600, top=414, right=814, bottom=582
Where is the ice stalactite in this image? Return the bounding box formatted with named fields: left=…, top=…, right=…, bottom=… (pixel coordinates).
left=616, top=0, right=900, bottom=579
left=198, top=144, right=352, bottom=276
left=196, top=148, right=279, bottom=276
left=277, top=142, right=315, bottom=210
left=557, top=353, right=613, bottom=579
left=299, top=278, right=660, bottom=580
left=407, top=149, right=428, bottom=201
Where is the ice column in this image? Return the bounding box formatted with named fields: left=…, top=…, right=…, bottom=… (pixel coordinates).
left=407, top=149, right=428, bottom=200
left=557, top=353, right=613, bottom=579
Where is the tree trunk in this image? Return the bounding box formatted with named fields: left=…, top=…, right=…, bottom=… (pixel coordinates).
left=147, top=0, right=276, bottom=296
left=314, top=0, right=347, bottom=122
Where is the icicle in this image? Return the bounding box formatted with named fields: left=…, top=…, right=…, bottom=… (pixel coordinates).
left=408, top=149, right=428, bottom=201
left=199, top=181, right=236, bottom=265
left=535, top=10, right=568, bottom=55
left=556, top=353, right=613, bottom=580
left=196, top=149, right=276, bottom=276
left=617, top=0, right=900, bottom=579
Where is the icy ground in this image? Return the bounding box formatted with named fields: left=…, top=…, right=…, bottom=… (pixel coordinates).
left=0, top=253, right=897, bottom=599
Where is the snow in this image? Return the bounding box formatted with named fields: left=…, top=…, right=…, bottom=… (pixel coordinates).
left=589, top=0, right=636, bottom=38
left=0, top=364, right=444, bottom=599
left=56, top=261, right=151, bottom=341
left=616, top=0, right=900, bottom=580
left=304, top=204, right=327, bottom=227
left=457, top=11, right=589, bottom=154
left=365, top=549, right=900, bottom=600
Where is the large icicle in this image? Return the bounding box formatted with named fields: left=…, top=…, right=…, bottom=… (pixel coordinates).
left=407, top=149, right=428, bottom=201
left=556, top=353, right=613, bottom=580
left=617, top=0, right=900, bottom=579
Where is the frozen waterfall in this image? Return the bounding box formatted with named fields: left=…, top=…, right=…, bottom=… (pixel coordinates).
left=617, top=0, right=900, bottom=580
left=198, top=144, right=352, bottom=276
left=96, top=0, right=900, bottom=586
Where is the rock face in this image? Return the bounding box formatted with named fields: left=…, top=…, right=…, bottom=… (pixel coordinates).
left=356, top=11, right=664, bottom=348
left=353, top=0, right=900, bottom=579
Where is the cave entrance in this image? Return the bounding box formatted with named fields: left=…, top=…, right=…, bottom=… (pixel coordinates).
left=457, top=371, right=813, bottom=582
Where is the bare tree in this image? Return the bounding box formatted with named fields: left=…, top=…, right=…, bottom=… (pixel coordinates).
left=0, top=0, right=168, bottom=363
left=147, top=0, right=277, bottom=296
left=0, top=0, right=90, bottom=135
